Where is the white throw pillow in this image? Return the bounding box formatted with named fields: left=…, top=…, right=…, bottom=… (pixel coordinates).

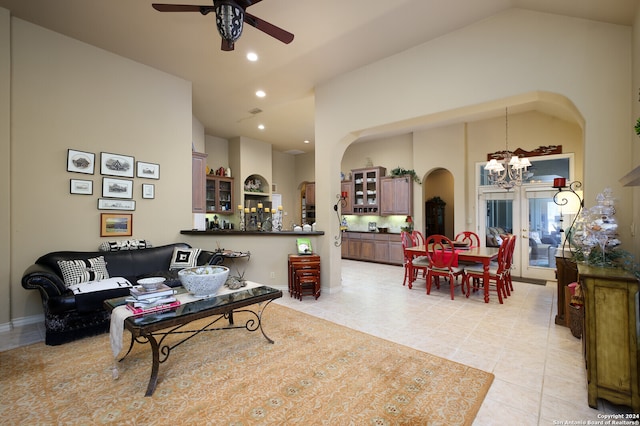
left=68, top=277, right=132, bottom=295
left=169, top=247, right=201, bottom=270
left=57, top=256, right=110, bottom=288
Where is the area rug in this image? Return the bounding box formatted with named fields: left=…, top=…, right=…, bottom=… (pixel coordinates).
left=0, top=304, right=493, bottom=425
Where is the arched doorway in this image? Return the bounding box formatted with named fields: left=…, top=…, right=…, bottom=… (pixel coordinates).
left=422, top=168, right=454, bottom=238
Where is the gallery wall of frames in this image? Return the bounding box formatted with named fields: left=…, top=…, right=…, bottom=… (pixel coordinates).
left=66, top=149, right=160, bottom=237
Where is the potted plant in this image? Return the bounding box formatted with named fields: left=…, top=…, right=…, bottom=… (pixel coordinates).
left=389, top=167, right=421, bottom=184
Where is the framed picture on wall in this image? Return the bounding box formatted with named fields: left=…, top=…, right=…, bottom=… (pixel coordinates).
left=137, top=161, right=160, bottom=179
left=70, top=179, right=93, bottom=195
left=102, top=177, right=133, bottom=199
left=67, top=149, right=95, bottom=174
left=100, top=213, right=132, bottom=237
left=100, top=152, right=134, bottom=177
left=97, top=198, right=136, bottom=211
left=142, top=184, right=155, bottom=199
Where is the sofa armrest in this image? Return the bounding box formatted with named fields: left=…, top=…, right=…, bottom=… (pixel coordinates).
left=22, top=264, right=78, bottom=314
left=22, top=263, right=68, bottom=298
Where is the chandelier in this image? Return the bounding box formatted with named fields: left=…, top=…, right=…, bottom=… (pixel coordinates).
left=485, top=107, right=532, bottom=190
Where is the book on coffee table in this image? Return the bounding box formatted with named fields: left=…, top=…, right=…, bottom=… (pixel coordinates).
left=126, top=299, right=181, bottom=315
left=130, top=283, right=175, bottom=300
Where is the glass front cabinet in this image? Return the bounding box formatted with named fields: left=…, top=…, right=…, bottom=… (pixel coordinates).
left=205, top=176, right=234, bottom=214
left=351, top=167, right=386, bottom=215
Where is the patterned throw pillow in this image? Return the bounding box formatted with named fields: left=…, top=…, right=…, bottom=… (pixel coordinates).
left=169, top=247, right=201, bottom=270
left=57, top=256, right=110, bottom=288
left=99, top=239, right=152, bottom=251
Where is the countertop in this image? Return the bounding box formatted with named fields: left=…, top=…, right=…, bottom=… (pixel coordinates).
left=181, top=230, right=325, bottom=236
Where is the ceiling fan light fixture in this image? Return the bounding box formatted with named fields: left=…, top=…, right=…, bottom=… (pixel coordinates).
left=215, top=2, right=244, bottom=42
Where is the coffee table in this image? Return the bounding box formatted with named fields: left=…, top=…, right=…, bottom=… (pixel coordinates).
left=104, top=284, right=282, bottom=396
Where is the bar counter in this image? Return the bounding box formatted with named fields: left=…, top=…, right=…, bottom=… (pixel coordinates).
left=180, top=230, right=325, bottom=236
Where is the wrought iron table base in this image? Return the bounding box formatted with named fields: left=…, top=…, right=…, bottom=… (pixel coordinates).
left=119, top=299, right=276, bottom=397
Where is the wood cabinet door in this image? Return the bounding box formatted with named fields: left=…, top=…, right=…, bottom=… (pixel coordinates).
left=380, top=178, right=395, bottom=215
left=380, top=176, right=412, bottom=216
left=192, top=152, right=207, bottom=213
left=305, top=182, right=315, bottom=206
left=388, top=235, right=403, bottom=265
left=393, top=176, right=412, bottom=215
left=360, top=240, right=375, bottom=260
left=348, top=238, right=361, bottom=258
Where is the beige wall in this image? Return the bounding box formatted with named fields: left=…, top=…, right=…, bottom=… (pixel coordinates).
left=5, top=17, right=194, bottom=323
left=0, top=8, right=10, bottom=328
left=632, top=8, right=640, bottom=259
left=315, top=9, right=634, bottom=294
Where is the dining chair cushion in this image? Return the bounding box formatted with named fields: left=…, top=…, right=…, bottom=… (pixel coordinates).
left=464, top=264, right=500, bottom=276
left=431, top=265, right=465, bottom=274
left=412, top=256, right=429, bottom=266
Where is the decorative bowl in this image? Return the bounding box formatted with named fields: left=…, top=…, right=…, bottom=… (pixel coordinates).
left=178, top=266, right=230, bottom=297
left=137, top=277, right=166, bottom=291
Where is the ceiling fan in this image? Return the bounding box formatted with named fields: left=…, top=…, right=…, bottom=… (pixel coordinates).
left=152, top=1, right=294, bottom=51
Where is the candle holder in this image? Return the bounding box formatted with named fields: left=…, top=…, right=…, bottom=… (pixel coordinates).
left=552, top=180, right=584, bottom=255
left=238, top=208, right=245, bottom=231
left=333, top=193, right=348, bottom=247
left=273, top=207, right=283, bottom=232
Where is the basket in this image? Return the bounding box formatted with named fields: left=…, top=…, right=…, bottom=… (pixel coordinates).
left=568, top=304, right=584, bottom=339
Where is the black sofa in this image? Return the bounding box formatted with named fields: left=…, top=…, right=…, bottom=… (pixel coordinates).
left=21, top=243, right=223, bottom=345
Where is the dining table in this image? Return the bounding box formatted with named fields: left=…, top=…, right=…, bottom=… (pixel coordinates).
left=405, top=244, right=500, bottom=303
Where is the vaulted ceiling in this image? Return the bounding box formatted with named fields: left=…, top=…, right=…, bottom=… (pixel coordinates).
left=0, top=0, right=636, bottom=153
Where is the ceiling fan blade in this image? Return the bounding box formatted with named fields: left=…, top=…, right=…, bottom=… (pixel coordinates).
left=152, top=4, right=215, bottom=14
left=244, top=12, right=294, bottom=44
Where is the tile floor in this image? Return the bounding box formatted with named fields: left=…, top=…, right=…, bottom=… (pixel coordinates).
left=1, top=259, right=634, bottom=425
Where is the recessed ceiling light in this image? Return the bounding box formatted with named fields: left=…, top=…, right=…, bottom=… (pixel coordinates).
left=247, top=52, right=258, bottom=62
left=256, top=90, right=266, bottom=98
left=258, top=124, right=265, bottom=130
left=304, top=140, right=310, bottom=144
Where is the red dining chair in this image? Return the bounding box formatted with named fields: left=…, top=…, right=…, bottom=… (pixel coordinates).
left=402, top=231, right=429, bottom=289
left=463, top=235, right=511, bottom=304
left=425, top=235, right=467, bottom=300
left=502, top=235, right=517, bottom=296
left=454, top=231, right=481, bottom=248
left=454, top=231, right=482, bottom=267
left=410, top=230, right=427, bottom=280
left=411, top=230, right=426, bottom=247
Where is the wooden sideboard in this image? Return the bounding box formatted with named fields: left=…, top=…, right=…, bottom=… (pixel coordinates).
left=555, top=254, right=578, bottom=326
left=578, top=264, right=640, bottom=411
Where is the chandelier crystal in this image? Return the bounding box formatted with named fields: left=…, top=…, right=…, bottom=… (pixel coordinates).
left=485, top=107, right=532, bottom=190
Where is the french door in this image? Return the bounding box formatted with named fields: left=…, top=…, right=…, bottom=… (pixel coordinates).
left=479, top=187, right=562, bottom=281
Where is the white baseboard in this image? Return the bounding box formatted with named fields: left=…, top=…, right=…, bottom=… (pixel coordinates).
left=1, top=314, right=45, bottom=331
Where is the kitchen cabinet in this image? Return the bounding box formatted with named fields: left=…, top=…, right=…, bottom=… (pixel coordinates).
left=340, top=181, right=353, bottom=215
left=192, top=152, right=208, bottom=213
left=301, top=182, right=316, bottom=224
left=347, top=233, right=361, bottom=259
left=341, top=232, right=402, bottom=266
left=340, top=232, right=350, bottom=257
left=352, top=167, right=386, bottom=215
left=360, top=233, right=375, bottom=260
left=380, top=176, right=413, bottom=216
left=305, top=182, right=315, bottom=205
left=205, top=176, right=234, bottom=215
left=578, top=264, right=640, bottom=411
left=388, top=234, right=403, bottom=264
